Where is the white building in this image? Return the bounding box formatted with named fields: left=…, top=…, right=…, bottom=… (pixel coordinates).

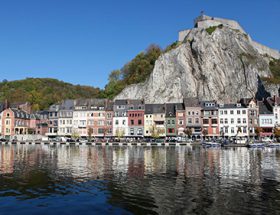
left=219, top=103, right=249, bottom=138
left=113, top=116, right=128, bottom=137
left=57, top=100, right=74, bottom=137
left=113, top=100, right=129, bottom=137
left=258, top=100, right=275, bottom=137
left=73, top=100, right=88, bottom=137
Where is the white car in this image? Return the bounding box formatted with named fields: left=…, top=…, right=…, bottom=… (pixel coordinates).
left=262, top=137, right=273, bottom=143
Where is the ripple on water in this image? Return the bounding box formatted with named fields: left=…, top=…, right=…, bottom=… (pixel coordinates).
left=1, top=145, right=280, bottom=214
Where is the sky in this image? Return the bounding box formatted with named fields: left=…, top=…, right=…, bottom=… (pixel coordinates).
left=0, top=0, right=279, bottom=89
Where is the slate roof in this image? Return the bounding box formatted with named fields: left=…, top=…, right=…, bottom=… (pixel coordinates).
left=165, top=103, right=184, bottom=117
left=258, top=101, right=273, bottom=114
left=11, top=108, right=30, bottom=119
left=0, top=103, right=4, bottom=112
left=239, top=98, right=254, bottom=106
left=183, top=98, right=200, bottom=107
left=218, top=103, right=246, bottom=109
left=60, top=100, right=75, bottom=111
left=127, top=99, right=144, bottom=105
left=145, top=104, right=165, bottom=114
left=200, top=101, right=218, bottom=110
left=74, top=99, right=107, bottom=110
left=114, top=100, right=128, bottom=106
left=49, top=104, right=60, bottom=112
left=105, top=100, right=114, bottom=111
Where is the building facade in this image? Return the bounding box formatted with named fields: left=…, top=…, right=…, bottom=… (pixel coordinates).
left=201, top=101, right=219, bottom=138
left=218, top=103, right=249, bottom=138
left=127, top=100, right=145, bottom=137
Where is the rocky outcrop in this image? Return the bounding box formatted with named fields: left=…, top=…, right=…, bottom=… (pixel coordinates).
left=115, top=16, right=279, bottom=103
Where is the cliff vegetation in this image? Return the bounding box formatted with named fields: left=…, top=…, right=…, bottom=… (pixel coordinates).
left=261, top=59, right=280, bottom=84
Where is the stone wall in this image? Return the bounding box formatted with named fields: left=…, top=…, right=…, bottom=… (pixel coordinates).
left=178, top=29, right=190, bottom=42
left=251, top=40, right=280, bottom=59
left=197, top=19, right=245, bottom=34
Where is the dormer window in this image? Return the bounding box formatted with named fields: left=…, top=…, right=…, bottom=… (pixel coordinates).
left=6, top=113, right=10, bottom=117
left=237, top=103, right=241, bottom=107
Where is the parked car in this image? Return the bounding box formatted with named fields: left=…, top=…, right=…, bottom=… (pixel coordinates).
left=262, top=137, right=273, bottom=143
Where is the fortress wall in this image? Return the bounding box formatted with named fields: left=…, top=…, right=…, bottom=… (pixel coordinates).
left=213, top=18, right=245, bottom=33
left=197, top=19, right=245, bottom=34
left=251, top=41, right=280, bottom=59
left=178, top=29, right=190, bottom=42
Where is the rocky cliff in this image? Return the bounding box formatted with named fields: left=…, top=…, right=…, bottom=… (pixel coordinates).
left=115, top=16, right=280, bottom=103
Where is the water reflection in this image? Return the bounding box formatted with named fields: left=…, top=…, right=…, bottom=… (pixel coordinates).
left=1, top=145, right=280, bottom=214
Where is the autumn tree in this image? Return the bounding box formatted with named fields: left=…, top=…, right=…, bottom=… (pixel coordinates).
left=255, top=127, right=263, bottom=138
left=184, top=128, right=193, bottom=138
left=88, top=127, right=94, bottom=141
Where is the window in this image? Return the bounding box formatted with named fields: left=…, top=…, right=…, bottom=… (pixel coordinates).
left=138, top=120, right=142, bottom=125
left=225, top=127, right=228, bottom=133
left=225, top=119, right=228, bottom=124
left=115, top=120, right=119, bottom=125
left=167, top=120, right=170, bottom=124
left=231, top=127, right=234, bottom=134
left=188, top=118, right=192, bottom=124
left=130, top=128, right=134, bottom=135
left=231, top=118, right=234, bottom=124
left=243, top=118, right=246, bottom=124
left=220, top=118, right=224, bottom=124
left=242, top=110, right=246, bottom=114
left=237, top=118, right=241, bottom=124
left=98, top=128, right=104, bottom=134
left=168, top=128, right=174, bottom=133
left=195, top=118, right=199, bottom=124
left=122, top=120, right=126, bottom=125
left=220, top=110, right=223, bottom=115
left=230, top=110, right=234, bottom=114
left=178, top=120, right=183, bottom=125
left=237, top=110, right=241, bottom=114
left=243, top=127, right=247, bottom=133
left=224, top=111, right=228, bottom=115
left=212, top=119, right=217, bottom=124
left=131, top=120, right=134, bottom=125
left=137, top=128, right=143, bottom=135
left=172, top=120, right=175, bottom=124
left=203, top=119, right=209, bottom=124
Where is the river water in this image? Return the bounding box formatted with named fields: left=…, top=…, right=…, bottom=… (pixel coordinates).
left=1, top=145, right=280, bottom=215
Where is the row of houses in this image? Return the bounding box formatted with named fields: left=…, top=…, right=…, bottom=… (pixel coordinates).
left=0, top=97, right=280, bottom=139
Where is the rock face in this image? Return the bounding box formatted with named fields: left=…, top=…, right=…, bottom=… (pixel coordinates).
left=115, top=15, right=280, bottom=103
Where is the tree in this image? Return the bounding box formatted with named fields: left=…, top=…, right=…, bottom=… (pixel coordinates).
left=236, top=127, right=242, bottom=136
left=116, top=128, right=125, bottom=139
left=274, top=127, right=280, bottom=138
left=255, top=127, right=263, bottom=138
left=184, top=128, right=193, bottom=138
left=71, top=129, right=80, bottom=140
left=150, top=125, right=165, bottom=139
left=88, top=127, right=93, bottom=140
left=202, top=129, right=208, bottom=139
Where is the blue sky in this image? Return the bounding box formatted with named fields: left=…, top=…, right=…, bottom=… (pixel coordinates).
left=0, top=0, right=279, bottom=89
